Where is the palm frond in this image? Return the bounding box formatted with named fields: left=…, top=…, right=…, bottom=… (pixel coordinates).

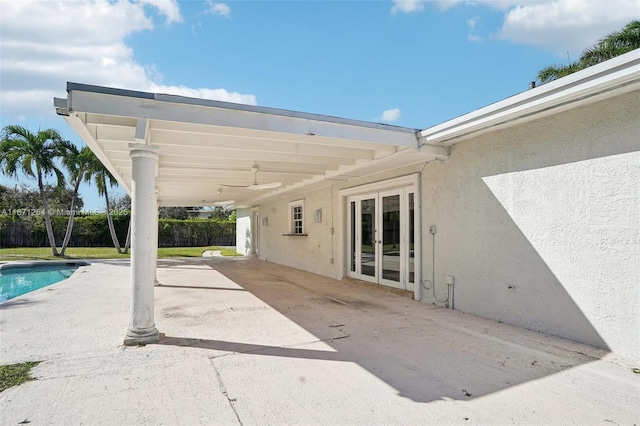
left=581, top=20, right=640, bottom=67
left=537, top=20, right=639, bottom=85
left=537, top=62, right=581, bottom=84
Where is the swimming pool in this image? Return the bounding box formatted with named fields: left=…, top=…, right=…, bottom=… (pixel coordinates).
left=0, top=262, right=88, bottom=303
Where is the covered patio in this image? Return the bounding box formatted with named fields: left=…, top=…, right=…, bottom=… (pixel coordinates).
left=1, top=257, right=637, bottom=425
left=54, top=83, right=448, bottom=345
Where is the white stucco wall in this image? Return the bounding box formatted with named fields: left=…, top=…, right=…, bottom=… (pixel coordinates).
left=254, top=186, right=337, bottom=277
left=235, top=208, right=252, bottom=256
left=421, top=91, right=640, bottom=359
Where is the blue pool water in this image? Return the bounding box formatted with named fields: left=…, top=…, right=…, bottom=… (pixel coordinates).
left=0, top=265, right=80, bottom=302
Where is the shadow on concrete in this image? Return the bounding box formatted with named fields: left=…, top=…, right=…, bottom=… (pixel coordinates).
left=155, top=284, right=247, bottom=292
left=0, top=298, right=42, bottom=309
left=156, top=257, right=606, bottom=404
left=159, top=336, right=343, bottom=360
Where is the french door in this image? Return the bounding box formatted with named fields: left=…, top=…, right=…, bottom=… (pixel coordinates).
left=348, top=188, right=415, bottom=290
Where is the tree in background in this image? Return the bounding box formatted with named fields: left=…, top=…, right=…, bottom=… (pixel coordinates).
left=0, top=184, right=83, bottom=214
left=159, top=206, right=204, bottom=219
left=208, top=206, right=236, bottom=221
left=87, top=154, right=125, bottom=253
left=159, top=207, right=190, bottom=220
left=0, top=125, right=72, bottom=255
left=109, top=193, right=132, bottom=253
left=110, top=193, right=131, bottom=212
left=59, top=145, right=95, bottom=255
left=538, top=20, right=640, bottom=84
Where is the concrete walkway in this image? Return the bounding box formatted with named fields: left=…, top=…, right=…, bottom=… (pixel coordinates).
left=1, top=257, right=638, bottom=425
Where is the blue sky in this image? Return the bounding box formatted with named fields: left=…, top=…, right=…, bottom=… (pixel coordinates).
left=1, top=0, right=638, bottom=210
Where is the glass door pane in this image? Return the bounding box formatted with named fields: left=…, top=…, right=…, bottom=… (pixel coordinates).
left=408, top=193, right=415, bottom=284
left=360, top=198, right=376, bottom=278
left=381, top=194, right=401, bottom=282
left=349, top=201, right=356, bottom=273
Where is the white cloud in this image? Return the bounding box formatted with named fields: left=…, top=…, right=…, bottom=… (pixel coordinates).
left=380, top=108, right=401, bottom=122
left=138, top=0, right=183, bottom=24
left=0, top=0, right=254, bottom=122
left=495, top=0, right=640, bottom=55
left=394, top=0, right=639, bottom=56
left=150, top=85, right=257, bottom=105
left=206, top=1, right=231, bottom=18
left=391, top=0, right=424, bottom=14
left=467, top=16, right=482, bottom=42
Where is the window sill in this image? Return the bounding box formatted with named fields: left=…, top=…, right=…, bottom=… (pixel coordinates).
left=282, top=233, right=308, bottom=237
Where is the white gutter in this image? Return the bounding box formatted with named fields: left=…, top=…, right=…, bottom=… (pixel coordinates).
left=419, top=49, right=640, bottom=146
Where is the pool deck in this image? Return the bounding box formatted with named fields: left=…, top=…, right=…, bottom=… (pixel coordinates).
left=1, top=257, right=638, bottom=425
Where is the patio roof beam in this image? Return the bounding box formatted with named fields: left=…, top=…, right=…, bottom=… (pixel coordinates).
left=155, top=171, right=315, bottom=181
left=149, top=123, right=409, bottom=151
left=123, top=161, right=338, bottom=174
left=106, top=150, right=356, bottom=167
left=134, top=118, right=149, bottom=145
left=96, top=133, right=381, bottom=160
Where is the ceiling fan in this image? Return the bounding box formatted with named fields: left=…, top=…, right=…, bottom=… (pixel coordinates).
left=221, top=164, right=282, bottom=191
left=210, top=188, right=235, bottom=206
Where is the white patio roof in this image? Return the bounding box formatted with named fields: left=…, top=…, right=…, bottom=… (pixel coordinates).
left=54, top=85, right=447, bottom=207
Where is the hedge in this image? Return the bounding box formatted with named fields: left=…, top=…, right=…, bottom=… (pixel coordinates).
left=0, top=214, right=235, bottom=248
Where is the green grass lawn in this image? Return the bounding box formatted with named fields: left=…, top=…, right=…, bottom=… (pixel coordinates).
left=0, top=246, right=242, bottom=261
left=0, top=361, right=41, bottom=393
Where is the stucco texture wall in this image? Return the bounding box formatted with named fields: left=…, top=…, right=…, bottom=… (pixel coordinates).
left=235, top=209, right=252, bottom=256
left=252, top=186, right=336, bottom=277
left=420, top=90, right=639, bottom=359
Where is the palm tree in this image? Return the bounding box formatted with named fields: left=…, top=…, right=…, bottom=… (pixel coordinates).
left=581, top=20, right=640, bottom=67
left=537, top=19, right=640, bottom=84
left=87, top=155, right=124, bottom=253
left=0, top=125, right=72, bottom=256
left=59, top=145, right=94, bottom=255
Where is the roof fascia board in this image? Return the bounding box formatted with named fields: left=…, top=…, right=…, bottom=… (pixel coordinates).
left=419, top=50, right=640, bottom=145
left=66, top=83, right=419, bottom=147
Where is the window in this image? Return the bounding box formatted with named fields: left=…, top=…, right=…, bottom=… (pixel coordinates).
left=289, top=200, right=305, bottom=234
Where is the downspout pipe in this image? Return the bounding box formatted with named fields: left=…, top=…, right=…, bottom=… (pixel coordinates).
left=416, top=138, right=450, bottom=302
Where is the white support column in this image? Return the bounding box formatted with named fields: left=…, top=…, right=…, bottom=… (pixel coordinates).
left=124, top=144, right=160, bottom=345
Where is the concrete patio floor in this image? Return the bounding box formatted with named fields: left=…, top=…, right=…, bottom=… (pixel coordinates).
left=1, top=257, right=638, bottom=425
